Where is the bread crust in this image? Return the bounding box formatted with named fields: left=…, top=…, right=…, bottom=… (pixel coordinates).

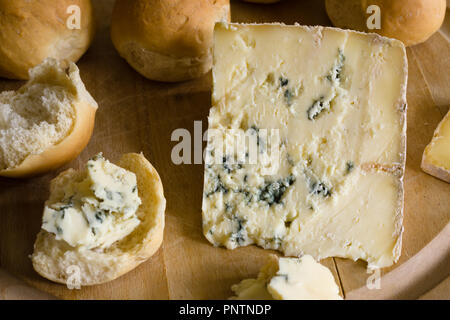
left=325, top=0, right=446, bottom=46
left=110, top=0, right=230, bottom=82
left=117, top=42, right=212, bottom=82
left=0, top=60, right=98, bottom=178
left=0, top=101, right=96, bottom=178
left=31, top=153, right=166, bottom=286
left=0, top=0, right=95, bottom=80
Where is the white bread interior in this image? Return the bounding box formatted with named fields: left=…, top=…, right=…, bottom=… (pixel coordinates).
left=31, top=153, right=166, bottom=286
left=0, top=58, right=98, bottom=178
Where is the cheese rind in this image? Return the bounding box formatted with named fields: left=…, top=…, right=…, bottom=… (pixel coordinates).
left=231, top=255, right=342, bottom=300
left=202, top=23, right=407, bottom=268
left=421, top=110, right=450, bottom=183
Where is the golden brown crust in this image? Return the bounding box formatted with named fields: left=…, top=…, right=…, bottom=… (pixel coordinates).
left=31, top=153, right=166, bottom=286
left=110, top=0, right=230, bottom=82
left=325, top=0, right=446, bottom=46
left=116, top=42, right=212, bottom=82
left=0, top=0, right=95, bottom=80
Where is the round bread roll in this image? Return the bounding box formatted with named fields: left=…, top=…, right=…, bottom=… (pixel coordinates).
left=32, top=153, right=166, bottom=286
left=0, top=58, right=98, bottom=178
left=325, top=0, right=446, bottom=46
left=0, top=0, right=95, bottom=80
left=111, top=0, right=230, bottom=82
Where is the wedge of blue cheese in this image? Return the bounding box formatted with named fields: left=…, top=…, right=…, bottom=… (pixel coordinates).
left=42, top=153, right=142, bottom=249
left=231, top=255, right=342, bottom=300
left=202, top=23, right=407, bottom=268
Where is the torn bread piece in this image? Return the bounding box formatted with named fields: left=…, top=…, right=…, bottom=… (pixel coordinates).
left=0, top=58, right=98, bottom=178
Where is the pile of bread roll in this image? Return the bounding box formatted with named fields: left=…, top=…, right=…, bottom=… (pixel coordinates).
left=0, top=0, right=447, bottom=288
left=0, top=0, right=230, bottom=179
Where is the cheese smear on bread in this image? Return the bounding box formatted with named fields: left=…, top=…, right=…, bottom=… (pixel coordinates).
left=42, top=153, right=141, bottom=249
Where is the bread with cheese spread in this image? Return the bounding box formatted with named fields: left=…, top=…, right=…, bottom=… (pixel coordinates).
left=31, top=153, right=166, bottom=286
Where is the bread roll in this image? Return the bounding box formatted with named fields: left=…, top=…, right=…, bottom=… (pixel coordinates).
left=111, top=0, right=230, bottom=82
left=325, top=0, right=446, bottom=46
left=32, top=153, right=166, bottom=286
left=0, top=0, right=95, bottom=80
left=0, top=58, right=98, bottom=178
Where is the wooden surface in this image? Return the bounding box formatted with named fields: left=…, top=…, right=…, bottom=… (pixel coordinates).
left=0, top=269, right=55, bottom=300
left=0, top=0, right=449, bottom=300
left=419, top=276, right=450, bottom=300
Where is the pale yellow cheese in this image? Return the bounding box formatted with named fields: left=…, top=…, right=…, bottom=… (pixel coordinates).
left=231, top=255, right=342, bottom=300
left=42, top=153, right=142, bottom=249
left=421, top=110, right=450, bottom=183
left=202, top=23, right=407, bottom=269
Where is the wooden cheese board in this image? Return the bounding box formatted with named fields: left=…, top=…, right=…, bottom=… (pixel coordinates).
left=0, top=0, right=449, bottom=300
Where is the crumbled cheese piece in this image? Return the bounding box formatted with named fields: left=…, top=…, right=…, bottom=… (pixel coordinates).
left=42, top=153, right=141, bottom=249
